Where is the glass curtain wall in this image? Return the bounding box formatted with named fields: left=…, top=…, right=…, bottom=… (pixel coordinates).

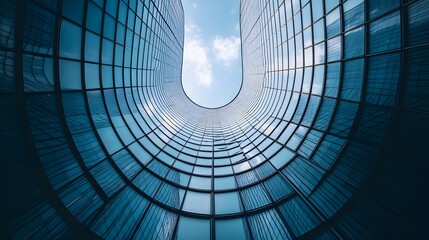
left=1, top=0, right=429, bottom=239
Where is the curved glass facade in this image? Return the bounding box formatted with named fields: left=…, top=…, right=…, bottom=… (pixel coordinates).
left=1, top=0, right=429, bottom=239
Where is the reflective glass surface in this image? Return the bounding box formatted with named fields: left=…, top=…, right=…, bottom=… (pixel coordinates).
left=1, top=0, right=429, bottom=239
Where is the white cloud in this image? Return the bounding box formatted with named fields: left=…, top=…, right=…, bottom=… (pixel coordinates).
left=183, top=32, right=213, bottom=87
left=234, top=24, right=240, bottom=32
left=212, top=36, right=241, bottom=66
left=185, top=24, right=200, bottom=34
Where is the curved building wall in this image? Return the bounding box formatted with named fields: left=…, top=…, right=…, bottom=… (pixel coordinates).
left=1, top=0, right=429, bottom=239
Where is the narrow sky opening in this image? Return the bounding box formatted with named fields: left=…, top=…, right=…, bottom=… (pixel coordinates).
left=181, top=0, right=242, bottom=108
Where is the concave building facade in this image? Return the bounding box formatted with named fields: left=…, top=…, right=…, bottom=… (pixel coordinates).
left=1, top=0, right=429, bottom=239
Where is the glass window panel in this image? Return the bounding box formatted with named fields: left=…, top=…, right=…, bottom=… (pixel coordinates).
left=60, top=20, right=82, bottom=59
left=213, top=157, right=230, bottom=166
left=254, top=161, right=276, bottom=179
left=189, top=176, right=211, bottom=190
left=102, top=39, right=114, bottom=64
left=138, top=136, right=159, bottom=156
left=215, top=219, right=247, bottom=240
left=279, top=122, right=297, bottom=144
left=176, top=217, right=210, bottom=240
left=407, top=0, right=429, bottom=46
left=179, top=172, right=191, bottom=186
left=313, top=98, right=337, bottom=131
left=23, top=4, right=55, bottom=54
left=114, top=67, right=123, bottom=87
left=85, top=63, right=100, bottom=89
left=214, top=176, right=236, bottom=190
left=247, top=210, right=291, bottom=239
left=312, top=134, right=345, bottom=170
left=288, top=39, right=296, bottom=68
left=293, top=97, right=309, bottom=125
left=128, top=142, right=151, bottom=165
left=90, top=160, right=125, bottom=197
left=182, top=191, right=211, bottom=214
left=90, top=188, right=148, bottom=239
left=261, top=142, right=281, bottom=159
left=304, top=27, right=312, bottom=48
left=197, top=158, right=213, bottom=166
left=327, top=35, right=341, bottom=62
left=86, top=2, right=102, bottom=34
left=366, top=53, right=401, bottom=106
left=302, top=67, right=313, bottom=93
left=326, top=8, right=340, bottom=38
left=174, top=161, right=193, bottom=173
left=23, top=55, right=54, bottom=92
left=102, top=65, right=114, bottom=88
left=313, top=19, right=325, bottom=44
left=116, top=23, right=125, bottom=45
left=369, top=12, right=401, bottom=53
left=312, top=0, right=323, bottom=21
left=279, top=196, right=321, bottom=237
left=341, top=58, right=364, bottom=101
left=292, top=0, right=300, bottom=15
left=214, top=166, right=233, bottom=175
left=127, top=10, right=135, bottom=29
left=311, top=65, right=324, bottom=95
left=302, top=4, right=311, bottom=28
left=287, top=20, right=295, bottom=40
left=263, top=174, right=294, bottom=201
left=285, top=1, right=293, bottom=20
left=309, top=174, right=354, bottom=218
left=344, top=27, right=364, bottom=58
left=314, top=42, right=325, bottom=64
left=114, top=44, right=124, bottom=66
left=287, top=125, right=308, bottom=150
left=296, top=34, right=303, bottom=68
left=62, top=0, right=84, bottom=24
left=343, top=0, right=364, bottom=30
left=215, top=192, right=241, bottom=214
left=118, top=2, right=127, bottom=24
left=305, top=47, right=313, bottom=67
left=60, top=60, right=81, bottom=90
left=325, top=0, right=339, bottom=14
left=301, top=97, right=321, bottom=127
left=85, top=31, right=100, bottom=62
left=105, top=0, right=117, bottom=16
left=241, top=185, right=271, bottom=210
left=282, top=157, right=324, bottom=196
left=193, top=166, right=212, bottom=176
left=329, top=101, right=359, bottom=138
left=270, top=147, right=295, bottom=169
left=294, top=12, right=302, bottom=33
left=293, top=68, right=303, bottom=92
left=279, top=4, right=286, bottom=26
left=236, top=170, right=259, bottom=188
left=154, top=183, right=185, bottom=209
left=104, top=14, right=116, bottom=40
left=97, top=126, right=123, bottom=154
left=404, top=47, right=429, bottom=112
left=324, top=62, right=340, bottom=97
left=233, top=161, right=251, bottom=173
left=156, top=152, right=175, bottom=166
left=369, top=0, right=400, bottom=19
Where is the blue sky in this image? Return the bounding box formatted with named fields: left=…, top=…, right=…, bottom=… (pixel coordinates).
left=181, top=0, right=242, bottom=108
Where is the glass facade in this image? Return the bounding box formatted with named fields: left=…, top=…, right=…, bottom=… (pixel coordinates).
left=1, top=0, right=429, bottom=239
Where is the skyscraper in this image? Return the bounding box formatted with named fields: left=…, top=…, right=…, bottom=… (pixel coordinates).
left=1, top=0, right=428, bottom=239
